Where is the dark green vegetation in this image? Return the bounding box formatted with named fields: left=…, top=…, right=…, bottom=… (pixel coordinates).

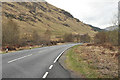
left=87, top=24, right=103, bottom=32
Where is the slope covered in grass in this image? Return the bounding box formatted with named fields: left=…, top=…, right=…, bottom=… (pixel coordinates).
left=2, top=2, right=96, bottom=40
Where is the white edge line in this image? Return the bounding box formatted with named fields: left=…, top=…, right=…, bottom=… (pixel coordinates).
left=49, top=65, right=53, bottom=70
left=54, top=50, right=65, bottom=63
left=8, top=54, right=32, bottom=63
left=42, top=72, right=49, bottom=78
left=42, top=47, right=72, bottom=78
left=53, top=47, right=71, bottom=63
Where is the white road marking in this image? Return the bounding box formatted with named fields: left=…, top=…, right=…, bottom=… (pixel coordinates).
left=39, top=51, right=42, bottom=53
left=54, top=50, right=65, bottom=63
left=49, top=65, right=53, bottom=70
left=42, top=72, right=49, bottom=78
left=42, top=47, right=72, bottom=78
left=8, top=54, right=32, bottom=63
left=42, top=50, right=65, bottom=78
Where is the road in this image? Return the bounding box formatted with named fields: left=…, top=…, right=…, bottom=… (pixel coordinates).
left=2, top=43, right=79, bottom=79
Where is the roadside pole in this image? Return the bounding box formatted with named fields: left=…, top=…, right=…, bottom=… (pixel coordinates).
left=0, top=1, right=2, bottom=80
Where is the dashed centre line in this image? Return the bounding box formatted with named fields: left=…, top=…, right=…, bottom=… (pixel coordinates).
left=42, top=72, right=49, bottom=78
left=42, top=49, right=67, bottom=78
left=49, top=65, right=53, bottom=70
left=8, top=54, right=32, bottom=63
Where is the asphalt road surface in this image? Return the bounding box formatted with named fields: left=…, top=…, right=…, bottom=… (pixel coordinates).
left=2, top=43, right=80, bottom=79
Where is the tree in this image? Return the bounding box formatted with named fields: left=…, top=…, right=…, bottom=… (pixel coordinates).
left=94, top=30, right=118, bottom=45
left=75, top=34, right=80, bottom=42
left=112, top=13, right=118, bottom=27
left=32, top=30, right=40, bottom=44
left=2, top=19, right=20, bottom=47
left=107, top=30, right=118, bottom=46
left=80, top=34, right=91, bottom=43
left=0, top=17, right=2, bottom=50
left=63, top=33, right=73, bottom=42
left=44, top=29, right=51, bottom=40
left=43, top=29, right=52, bottom=45
left=94, top=32, right=108, bottom=44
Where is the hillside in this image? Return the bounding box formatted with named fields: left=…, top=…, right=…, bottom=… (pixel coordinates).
left=2, top=2, right=96, bottom=41
left=87, top=24, right=103, bottom=32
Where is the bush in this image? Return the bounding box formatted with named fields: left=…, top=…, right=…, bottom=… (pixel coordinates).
left=107, top=30, right=118, bottom=45
left=94, top=30, right=118, bottom=46
left=94, top=32, right=108, bottom=44
left=80, top=34, right=91, bottom=43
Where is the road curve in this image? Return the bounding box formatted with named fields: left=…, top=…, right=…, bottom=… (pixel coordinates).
left=2, top=43, right=79, bottom=78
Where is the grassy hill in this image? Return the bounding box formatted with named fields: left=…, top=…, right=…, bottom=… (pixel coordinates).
left=2, top=2, right=96, bottom=41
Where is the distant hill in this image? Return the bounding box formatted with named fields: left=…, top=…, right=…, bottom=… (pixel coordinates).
left=2, top=2, right=96, bottom=40
left=87, top=24, right=103, bottom=32
left=105, top=25, right=118, bottom=31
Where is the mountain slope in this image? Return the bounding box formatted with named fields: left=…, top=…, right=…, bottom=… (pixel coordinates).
left=105, top=26, right=118, bottom=31
left=2, top=2, right=96, bottom=40
left=87, top=24, right=103, bottom=32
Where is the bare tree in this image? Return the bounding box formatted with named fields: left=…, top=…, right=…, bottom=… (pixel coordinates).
left=32, top=30, right=40, bottom=44
left=94, top=32, right=108, bottom=44
left=2, top=19, right=20, bottom=47
left=80, top=34, right=91, bottom=43
left=112, top=13, right=118, bottom=27
left=43, top=29, right=51, bottom=45
left=44, top=29, right=51, bottom=40
left=63, top=33, right=73, bottom=42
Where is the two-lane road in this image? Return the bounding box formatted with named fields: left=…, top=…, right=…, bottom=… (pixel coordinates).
left=2, top=43, right=79, bottom=78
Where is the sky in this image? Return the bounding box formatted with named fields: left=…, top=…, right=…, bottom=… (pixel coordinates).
left=46, top=0, right=119, bottom=29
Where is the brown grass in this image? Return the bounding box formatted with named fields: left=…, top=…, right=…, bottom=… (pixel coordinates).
left=66, top=44, right=118, bottom=78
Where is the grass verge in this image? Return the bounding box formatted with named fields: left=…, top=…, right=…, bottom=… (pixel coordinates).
left=65, top=45, right=99, bottom=78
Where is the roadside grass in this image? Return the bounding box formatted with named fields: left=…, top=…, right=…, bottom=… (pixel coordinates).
left=0, top=46, right=42, bottom=54
left=0, top=52, right=6, bottom=54
left=65, top=45, right=99, bottom=78
left=0, top=44, right=60, bottom=54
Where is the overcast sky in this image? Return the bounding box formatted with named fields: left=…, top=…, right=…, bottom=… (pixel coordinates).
left=46, top=0, right=119, bottom=29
